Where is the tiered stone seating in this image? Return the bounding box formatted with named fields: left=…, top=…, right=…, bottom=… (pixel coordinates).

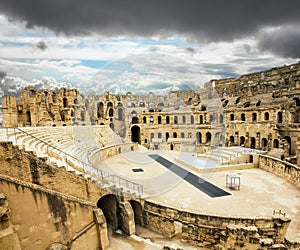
left=0, top=126, right=143, bottom=197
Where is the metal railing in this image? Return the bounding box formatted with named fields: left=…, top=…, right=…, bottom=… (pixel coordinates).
left=4, top=127, right=143, bottom=195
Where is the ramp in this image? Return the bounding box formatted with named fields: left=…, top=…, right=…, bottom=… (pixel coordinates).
left=149, top=154, right=231, bottom=198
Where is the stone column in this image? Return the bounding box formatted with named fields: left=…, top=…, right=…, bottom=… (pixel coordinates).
left=93, top=209, right=109, bottom=250
left=118, top=201, right=135, bottom=235
left=2, top=96, right=18, bottom=127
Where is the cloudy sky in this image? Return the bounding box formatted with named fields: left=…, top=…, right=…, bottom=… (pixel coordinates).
left=0, top=0, right=300, bottom=99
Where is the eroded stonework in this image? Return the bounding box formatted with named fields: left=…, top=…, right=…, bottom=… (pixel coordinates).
left=2, top=61, right=300, bottom=164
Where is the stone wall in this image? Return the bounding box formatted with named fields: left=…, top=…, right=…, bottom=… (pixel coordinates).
left=143, top=200, right=291, bottom=249
left=0, top=141, right=108, bottom=204
left=0, top=175, right=108, bottom=250
left=259, top=155, right=300, bottom=188
left=90, top=142, right=136, bottom=163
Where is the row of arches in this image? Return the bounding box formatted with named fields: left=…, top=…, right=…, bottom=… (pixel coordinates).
left=229, top=111, right=283, bottom=123
left=147, top=131, right=212, bottom=143
left=141, top=114, right=224, bottom=125
left=97, top=194, right=143, bottom=231
left=228, top=136, right=282, bottom=150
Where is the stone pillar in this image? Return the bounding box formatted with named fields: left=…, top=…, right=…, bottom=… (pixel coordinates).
left=118, top=201, right=135, bottom=235
left=256, top=132, right=260, bottom=149
left=2, top=96, right=18, bottom=127
left=93, top=209, right=109, bottom=250
left=297, top=138, right=300, bottom=167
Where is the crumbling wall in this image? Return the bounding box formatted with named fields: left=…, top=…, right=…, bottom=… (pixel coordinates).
left=143, top=201, right=291, bottom=249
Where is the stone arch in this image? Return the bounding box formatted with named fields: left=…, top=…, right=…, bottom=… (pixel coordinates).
left=250, top=137, right=256, bottom=149
left=206, top=132, right=211, bottom=143
left=166, top=116, right=170, bottom=124
left=219, top=114, right=224, bottom=124
left=241, top=113, right=246, bottom=121
left=240, top=136, right=245, bottom=146
left=97, top=102, right=104, bottom=118
left=261, top=138, right=268, bottom=148
left=97, top=194, right=119, bottom=229
left=273, top=139, right=279, bottom=148
left=158, top=116, right=162, bottom=124
left=131, top=126, right=141, bottom=144
left=199, top=115, right=204, bottom=124
left=63, top=98, right=67, bottom=108
left=264, top=112, right=269, bottom=121
left=196, top=132, right=202, bottom=143
left=26, top=110, right=31, bottom=124
left=277, top=111, right=283, bottom=123
left=190, top=115, right=194, bottom=124
left=129, top=200, right=143, bottom=226
left=143, top=116, right=147, bottom=124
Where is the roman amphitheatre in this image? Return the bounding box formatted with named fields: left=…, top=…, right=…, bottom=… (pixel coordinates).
left=0, top=61, right=300, bottom=250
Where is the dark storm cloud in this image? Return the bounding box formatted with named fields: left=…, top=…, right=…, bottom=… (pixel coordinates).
left=257, top=25, right=300, bottom=58
left=36, top=40, right=48, bottom=51
left=0, top=0, right=300, bottom=57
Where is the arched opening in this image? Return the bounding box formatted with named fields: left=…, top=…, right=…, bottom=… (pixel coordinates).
left=150, top=133, right=154, bottom=140
left=273, top=139, right=279, bottom=148
left=181, top=132, right=184, bottom=138
left=196, top=132, right=202, bottom=143
left=166, top=116, right=170, bottom=124
left=109, top=108, right=114, bottom=117
left=97, top=102, right=104, bottom=118
left=249, top=155, right=253, bottom=163
left=143, top=116, right=147, bottom=124
left=241, top=113, right=246, bottom=121
left=209, top=114, right=214, bottom=123
left=166, top=132, right=169, bottom=141
left=250, top=137, right=256, bottom=149
left=219, top=114, right=224, bottom=124
left=117, top=105, right=123, bottom=120
left=129, top=200, right=143, bottom=226
left=158, top=132, right=162, bottom=138
left=173, top=132, right=177, bottom=138
left=170, top=144, right=174, bottom=150
left=264, top=112, right=269, bottom=121
left=252, top=113, right=257, bottom=122
left=63, top=98, right=67, bottom=108
left=206, top=132, right=211, bottom=143
left=277, top=112, right=283, bottom=123
left=174, top=116, right=178, bottom=124
left=230, top=113, right=234, bottom=121
left=190, top=115, right=194, bottom=124
left=229, top=135, right=235, bottom=144
left=97, top=194, right=119, bottom=229
left=182, top=116, right=186, bottom=124
left=240, top=136, right=245, bottom=146
left=158, top=116, right=162, bottom=124
left=261, top=138, right=268, bottom=148
left=26, top=111, right=31, bottom=124
left=199, top=115, right=203, bottom=124
left=131, top=126, right=141, bottom=144
left=149, top=116, right=154, bottom=124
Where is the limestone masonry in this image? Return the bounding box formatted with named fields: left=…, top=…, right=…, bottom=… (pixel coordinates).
left=0, top=61, right=300, bottom=249
left=2, top=61, right=300, bottom=163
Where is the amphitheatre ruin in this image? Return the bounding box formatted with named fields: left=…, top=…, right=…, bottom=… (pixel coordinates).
left=0, top=61, right=300, bottom=249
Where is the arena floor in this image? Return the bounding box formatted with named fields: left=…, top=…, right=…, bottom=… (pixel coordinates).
left=98, top=149, right=300, bottom=242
